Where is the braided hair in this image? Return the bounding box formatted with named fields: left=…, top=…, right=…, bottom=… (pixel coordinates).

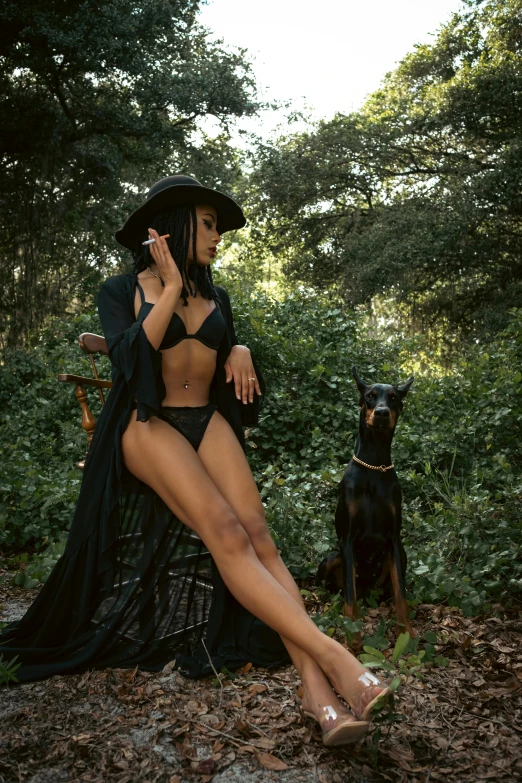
left=132, top=205, right=217, bottom=306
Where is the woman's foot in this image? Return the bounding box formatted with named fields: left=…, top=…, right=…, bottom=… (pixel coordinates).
left=355, top=671, right=392, bottom=721
left=300, top=678, right=369, bottom=746
left=325, top=650, right=391, bottom=721
left=301, top=702, right=369, bottom=746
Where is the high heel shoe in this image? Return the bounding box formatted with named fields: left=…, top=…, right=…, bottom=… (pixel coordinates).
left=352, top=671, right=392, bottom=722
left=302, top=706, right=369, bottom=747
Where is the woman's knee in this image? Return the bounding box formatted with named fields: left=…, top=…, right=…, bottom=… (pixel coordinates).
left=207, top=508, right=252, bottom=558
left=243, top=512, right=280, bottom=563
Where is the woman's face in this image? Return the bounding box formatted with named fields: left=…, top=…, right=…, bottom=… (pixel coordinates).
left=187, top=204, right=221, bottom=266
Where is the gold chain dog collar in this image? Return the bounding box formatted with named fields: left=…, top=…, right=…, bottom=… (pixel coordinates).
left=352, top=455, right=394, bottom=472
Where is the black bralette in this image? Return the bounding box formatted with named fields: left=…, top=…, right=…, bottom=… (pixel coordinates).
left=136, top=281, right=226, bottom=351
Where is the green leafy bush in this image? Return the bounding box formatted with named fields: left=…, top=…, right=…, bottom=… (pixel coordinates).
left=230, top=287, right=522, bottom=610
left=0, top=312, right=110, bottom=556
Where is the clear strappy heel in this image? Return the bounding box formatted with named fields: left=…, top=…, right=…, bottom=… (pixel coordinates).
left=351, top=671, right=392, bottom=722
left=302, top=705, right=369, bottom=747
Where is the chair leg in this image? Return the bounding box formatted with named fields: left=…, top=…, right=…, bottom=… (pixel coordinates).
left=75, top=383, right=96, bottom=469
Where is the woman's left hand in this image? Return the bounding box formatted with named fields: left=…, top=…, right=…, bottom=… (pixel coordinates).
left=225, top=345, right=262, bottom=404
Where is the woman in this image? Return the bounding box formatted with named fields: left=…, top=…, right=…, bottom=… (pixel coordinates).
left=1, top=176, right=388, bottom=747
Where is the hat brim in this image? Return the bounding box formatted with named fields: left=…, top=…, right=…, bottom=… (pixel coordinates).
left=115, top=183, right=246, bottom=250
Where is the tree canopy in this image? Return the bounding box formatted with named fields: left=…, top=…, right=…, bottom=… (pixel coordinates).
left=247, top=0, right=522, bottom=337
left=0, top=0, right=255, bottom=346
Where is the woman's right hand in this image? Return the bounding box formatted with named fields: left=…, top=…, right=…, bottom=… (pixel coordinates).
left=147, top=228, right=183, bottom=292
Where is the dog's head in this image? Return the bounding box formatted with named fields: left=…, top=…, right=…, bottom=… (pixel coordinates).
left=352, top=367, right=414, bottom=431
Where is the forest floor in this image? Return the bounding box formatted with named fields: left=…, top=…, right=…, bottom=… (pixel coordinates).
left=1, top=585, right=522, bottom=783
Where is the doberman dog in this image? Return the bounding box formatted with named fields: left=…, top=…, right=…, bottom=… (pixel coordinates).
left=318, top=367, right=415, bottom=638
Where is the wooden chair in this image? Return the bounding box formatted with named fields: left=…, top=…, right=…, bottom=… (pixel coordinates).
left=57, top=333, right=112, bottom=469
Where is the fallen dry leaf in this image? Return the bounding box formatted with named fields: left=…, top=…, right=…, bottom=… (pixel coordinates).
left=248, top=683, right=268, bottom=695
left=254, top=750, right=289, bottom=770
left=253, top=737, right=277, bottom=750
left=236, top=745, right=255, bottom=755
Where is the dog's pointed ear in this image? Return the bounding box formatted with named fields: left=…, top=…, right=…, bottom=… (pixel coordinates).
left=352, top=366, right=369, bottom=396
left=397, top=376, right=414, bottom=398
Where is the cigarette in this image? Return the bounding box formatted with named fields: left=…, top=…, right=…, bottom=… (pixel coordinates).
left=142, top=234, right=170, bottom=245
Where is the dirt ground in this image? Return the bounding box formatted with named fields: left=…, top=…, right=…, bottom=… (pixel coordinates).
left=1, top=587, right=522, bottom=783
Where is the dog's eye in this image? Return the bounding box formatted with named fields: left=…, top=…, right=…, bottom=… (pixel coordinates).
left=389, top=394, right=396, bottom=402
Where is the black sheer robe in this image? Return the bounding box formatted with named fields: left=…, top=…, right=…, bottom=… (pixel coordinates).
left=0, top=273, right=289, bottom=682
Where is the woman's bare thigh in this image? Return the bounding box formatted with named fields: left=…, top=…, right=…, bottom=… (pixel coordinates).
left=197, top=411, right=266, bottom=523
left=121, top=414, right=235, bottom=542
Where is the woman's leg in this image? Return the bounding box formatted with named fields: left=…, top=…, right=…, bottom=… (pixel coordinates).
left=196, top=412, right=358, bottom=720
left=122, top=415, right=381, bottom=718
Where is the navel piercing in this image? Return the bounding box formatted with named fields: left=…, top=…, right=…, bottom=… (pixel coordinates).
left=183, top=380, right=190, bottom=389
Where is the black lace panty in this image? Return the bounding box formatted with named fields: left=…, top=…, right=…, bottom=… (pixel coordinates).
left=159, top=404, right=217, bottom=451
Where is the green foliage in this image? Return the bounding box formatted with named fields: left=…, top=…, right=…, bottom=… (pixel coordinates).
left=361, top=631, right=450, bottom=677
left=0, top=311, right=109, bottom=560
left=246, top=0, right=522, bottom=337
left=228, top=284, right=522, bottom=610
left=312, top=593, right=449, bottom=672
left=311, top=590, right=364, bottom=645
left=0, top=654, right=21, bottom=685
left=7, top=540, right=67, bottom=589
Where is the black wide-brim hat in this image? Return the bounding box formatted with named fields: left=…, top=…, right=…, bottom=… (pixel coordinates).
left=115, top=174, right=246, bottom=250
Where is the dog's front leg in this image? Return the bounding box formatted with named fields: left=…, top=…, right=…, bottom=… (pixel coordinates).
left=387, top=541, right=415, bottom=637
left=341, top=538, right=358, bottom=621
left=341, top=538, right=362, bottom=650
